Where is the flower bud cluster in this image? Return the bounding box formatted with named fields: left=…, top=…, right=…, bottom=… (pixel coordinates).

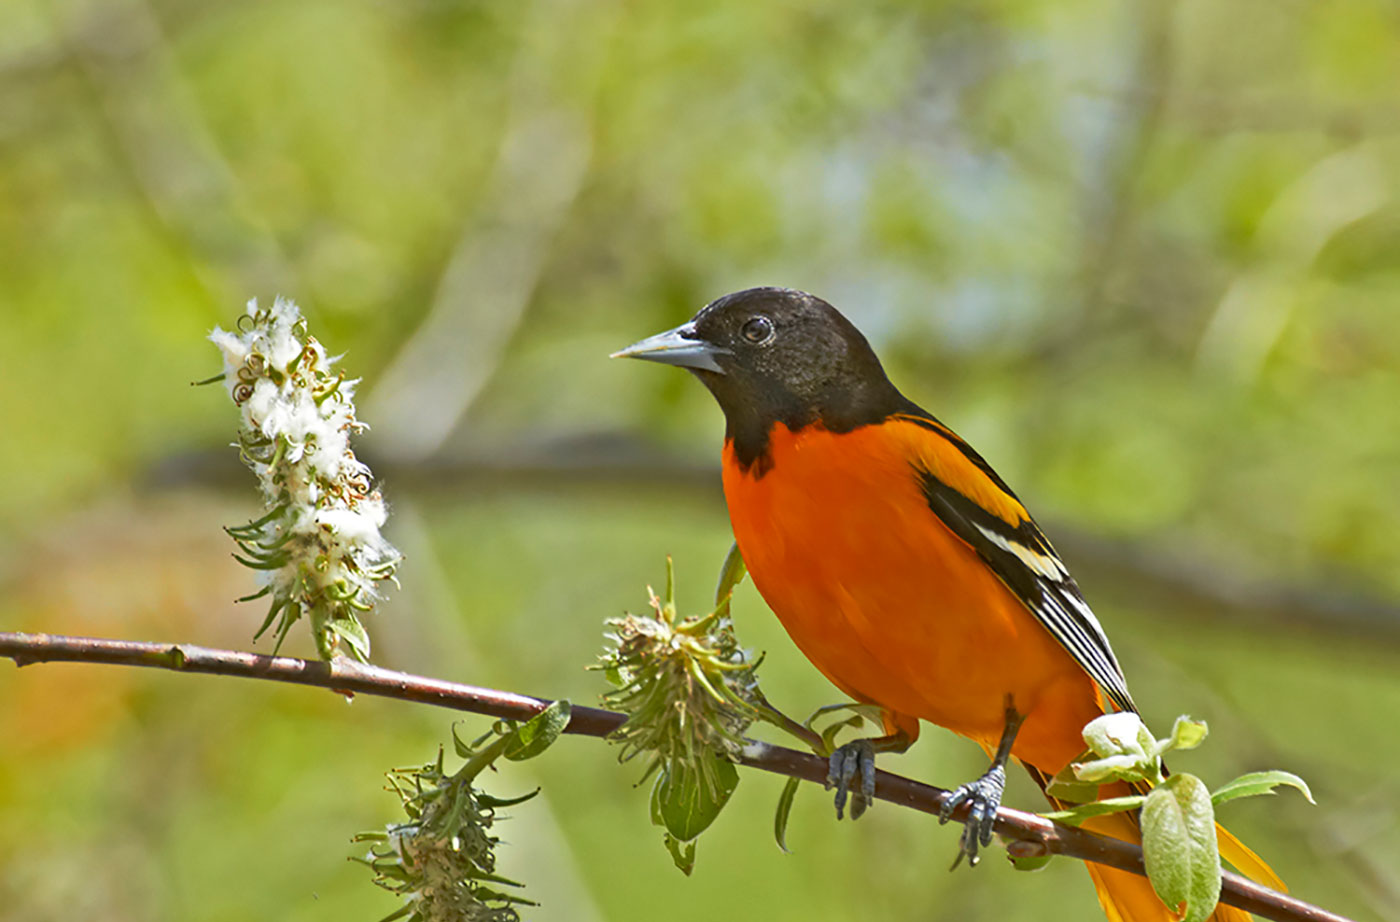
left=209, top=297, right=400, bottom=661
left=597, top=559, right=761, bottom=795
left=356, top=749, right=532, bottom=922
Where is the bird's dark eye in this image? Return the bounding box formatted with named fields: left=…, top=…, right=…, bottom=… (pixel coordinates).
left=741, top=316, right=774, bottom=345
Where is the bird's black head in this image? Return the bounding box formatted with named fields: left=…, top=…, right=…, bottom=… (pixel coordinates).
left=613, top=287, right=913, bottom=473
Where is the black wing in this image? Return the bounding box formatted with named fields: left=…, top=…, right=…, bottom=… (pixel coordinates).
left=900, top=414, right=1137, bottom=714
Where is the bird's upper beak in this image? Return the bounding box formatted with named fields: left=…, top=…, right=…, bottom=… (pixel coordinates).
left=610, top=322, right=729, bottom=374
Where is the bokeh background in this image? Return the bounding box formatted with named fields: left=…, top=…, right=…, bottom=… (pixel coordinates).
left=2, top=0, right=1399, bottom=919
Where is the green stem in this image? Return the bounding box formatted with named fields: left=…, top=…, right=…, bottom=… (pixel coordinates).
left=457, top=732, right=514, bottom=784
left=751, top=692, right=825, bottom=753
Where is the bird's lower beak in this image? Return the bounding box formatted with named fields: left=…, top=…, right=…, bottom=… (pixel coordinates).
left=610, top=323, right=729, bottom=374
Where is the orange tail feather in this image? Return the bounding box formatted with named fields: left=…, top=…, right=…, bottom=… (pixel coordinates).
left=1217, top=824, right=1286, bottom=894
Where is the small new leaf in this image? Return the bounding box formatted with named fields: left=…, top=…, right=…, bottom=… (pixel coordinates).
left=1045, top=758, right=1100, bottom=804
left=504, top=700, right=572, bottom=762
left=774, top=776, right=801, bottom=854
left=1160, top=716, right=1209, bottom=756
left=1073, top=712, right=1207, bottom=786
left=1041, top=795, right=1147, bottom=827
left=1009, top=853, right=1054, bottom=872
left=819, top=715, right=866, bottom=757
left=1007, top=839, right=1054, bottom=871
left=714, top=542, right=747, bottom=618
left=1211, top=770, right=1315, bottom=807
left=326, top=615, right=372, bottom=663
left=802, top=702, right=886, bottom=757
left=1142, top=773, right=1221, bottom=922
left=478, top=789, right=541, bottom=809
left=1073, top=753, right=1154, bottom=784
left=451, top=722, right=474, bottom=759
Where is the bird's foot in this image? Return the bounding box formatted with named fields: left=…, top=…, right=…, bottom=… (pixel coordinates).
left=826, top=738, right=877, bottom=821
left=939, top=763, right=1007, bottom=868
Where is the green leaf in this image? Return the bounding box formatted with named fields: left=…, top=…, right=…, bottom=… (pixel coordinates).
left=819, top=715, right=865, bottom=755
left=649, top=772, right=666, bottom=827
left=804, top=701, right=886, bottom=729
left=652, top=755, right=740, bottom=843
left=269, top=602, right=301, bottom=656
left=236, top=585, right=273, bottom=604
left=327, top=615, right=372, bottom=662
left=773, top=776, right=801, bottom=853
left=1045, top=758, right=1100, bottom=803
left=1210, top=770, right=1315, bottom=807
left=472, top=886, right=536, bottom=905
left=663, top=833, right=697, bottom=876
left=503, top=700, right=572, bottom=761
left=478, top=789, right=542, bottom=809
left=1073, top=753, right=1154, bottom=784
left=1142, top=773, right=1221, bottom=922
left=253, top=597, right=288, bottom=641
left=714, top=542, right=747, bottom=616
left=451, top=723, right=473, bottom=759
left=353, top=831, right=390, bottom=842
left=1041, top=795, right=1147, bottom=827
left=1009, top=852, right=1054, bottom=872
left=1158, top=716, right=1209, bottom=755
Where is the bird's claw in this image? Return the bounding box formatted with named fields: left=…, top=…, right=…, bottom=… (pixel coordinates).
left=826, top=739, right=877, bottom=820
left=939, top=764, right=1006, bottom=868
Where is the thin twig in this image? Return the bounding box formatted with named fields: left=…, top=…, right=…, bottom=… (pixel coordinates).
left=0, top=631, right=1352, bottom=922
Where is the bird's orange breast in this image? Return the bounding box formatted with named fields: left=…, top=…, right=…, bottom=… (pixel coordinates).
left=722, top=420, right=1101, bottom=771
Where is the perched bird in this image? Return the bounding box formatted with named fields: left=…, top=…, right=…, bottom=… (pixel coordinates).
left=614, top=287, right=1281, bottom=922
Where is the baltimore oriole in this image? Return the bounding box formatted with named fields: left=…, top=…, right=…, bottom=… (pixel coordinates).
left=615, top=287, right=1283, bottom=922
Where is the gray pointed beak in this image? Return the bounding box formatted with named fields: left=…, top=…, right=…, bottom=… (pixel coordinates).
left=610, top=322, right=729, bottom=374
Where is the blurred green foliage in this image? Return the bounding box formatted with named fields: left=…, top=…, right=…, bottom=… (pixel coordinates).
left=2, top=0, right=1400, bottom=920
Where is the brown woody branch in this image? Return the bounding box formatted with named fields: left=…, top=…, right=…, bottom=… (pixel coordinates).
left=0, top=631, right=1350, bottom=922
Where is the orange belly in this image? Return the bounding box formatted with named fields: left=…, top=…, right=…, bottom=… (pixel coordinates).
left=722, top=421, right=1103, bottom=773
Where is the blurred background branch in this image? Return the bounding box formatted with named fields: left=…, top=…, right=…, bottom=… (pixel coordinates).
left=145, top=440, right=1400, bottom=645
left=362, top=0, right=611, bottom=460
